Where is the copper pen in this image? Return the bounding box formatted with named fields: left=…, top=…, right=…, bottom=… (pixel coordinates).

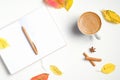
left=21, top=26, right=38, bottom=55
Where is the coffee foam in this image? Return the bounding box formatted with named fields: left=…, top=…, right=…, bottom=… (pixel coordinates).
left=78, top=12, right=101, bottom=35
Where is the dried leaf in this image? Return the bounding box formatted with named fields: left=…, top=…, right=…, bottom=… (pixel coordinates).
left=50, top=65, right=62, bottom=75
left=101, top=63, right=115, bottom=74
left=58, top=0, right=64, bottom=4
left=44, top=0, right=73, bottom=11
left=0, top=38, right=9, bottom=49
left=31, top=73, right=49, bottom=80
left=102, top=10, right=120, bottom=24
left=64, top=0, right=73, bottom=11
left=44, top=0, right=64, bottom=8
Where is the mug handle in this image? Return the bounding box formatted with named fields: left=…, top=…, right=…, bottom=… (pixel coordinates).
left=93, top=34, right=101, bottom=40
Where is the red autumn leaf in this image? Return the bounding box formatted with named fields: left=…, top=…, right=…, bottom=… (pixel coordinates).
left=44, top=0, right=64, bottom=8
left=31, top=73, right=49, bottom=80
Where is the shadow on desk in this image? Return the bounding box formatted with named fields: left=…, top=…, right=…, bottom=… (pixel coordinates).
left=0, top=55, right=10, bottom=75
left=69, top=20, right=93, bottom=42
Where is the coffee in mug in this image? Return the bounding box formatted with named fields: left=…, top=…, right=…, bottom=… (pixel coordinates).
left=77, top=12, right=102, bottom=39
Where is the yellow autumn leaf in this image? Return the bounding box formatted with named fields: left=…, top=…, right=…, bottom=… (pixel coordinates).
left=0, top=38, right=9, bottom=49
left=64, top=0, right=73, bottom=11
left=101, top=63, right=115, bottom=74
left=50, top=65, right=62, bottom=75
left=102, top=10, right=120, bottom=24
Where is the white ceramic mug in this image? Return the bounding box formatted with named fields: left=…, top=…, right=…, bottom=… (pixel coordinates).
left=77, top=12, right=102, bottom=40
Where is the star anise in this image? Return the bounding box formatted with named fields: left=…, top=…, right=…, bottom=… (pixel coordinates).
left=89, top=46, right=96, bottom=53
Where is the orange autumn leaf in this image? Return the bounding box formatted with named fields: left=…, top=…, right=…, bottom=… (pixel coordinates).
left=31, top=73, right=49, bottom=80
left=58, top=0, right=64, bottom=4
left=44, top=0, right=64, bottom=8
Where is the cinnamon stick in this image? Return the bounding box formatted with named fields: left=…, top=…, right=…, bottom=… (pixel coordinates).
left=83, top=53, right=96, bottom=66
left=85, top=57, right=102, bottom=62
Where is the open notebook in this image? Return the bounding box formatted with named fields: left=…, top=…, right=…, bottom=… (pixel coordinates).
left=0, top=6, right=66, bottom=74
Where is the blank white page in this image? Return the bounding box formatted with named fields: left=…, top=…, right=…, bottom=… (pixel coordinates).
left=0, top=6, right=66, bottom=74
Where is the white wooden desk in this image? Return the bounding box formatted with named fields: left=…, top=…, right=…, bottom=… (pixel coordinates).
left=0, top=0, right=120, bottom=80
